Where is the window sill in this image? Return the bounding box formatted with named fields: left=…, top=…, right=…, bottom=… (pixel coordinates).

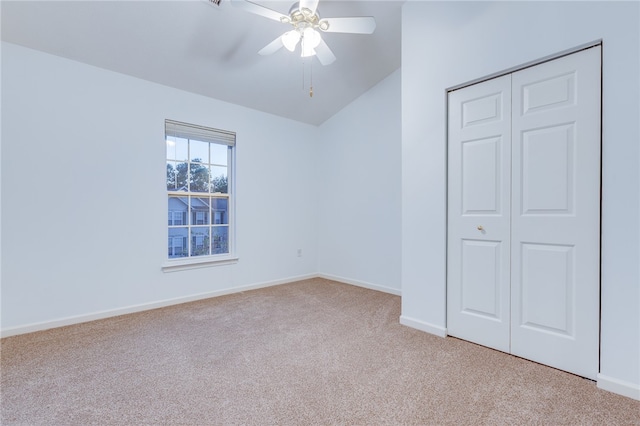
left=162, top=255, right=238, bottom=272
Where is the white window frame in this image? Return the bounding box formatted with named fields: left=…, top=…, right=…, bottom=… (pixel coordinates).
left=162, top=120, right=238, bottom=272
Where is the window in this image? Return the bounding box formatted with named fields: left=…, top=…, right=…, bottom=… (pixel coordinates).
left=168, top=211, right=187, bottom=226
left=213, top=210, right=224, bottom=225
left=165, top=120, right=235, bottom=266
left=168, top=236, right=186, bottom=257
left=194, top=210, right=207, bottom=225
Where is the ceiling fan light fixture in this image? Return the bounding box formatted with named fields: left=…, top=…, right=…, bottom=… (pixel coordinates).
left=303, top=28, right=321, bottom=47
left=301, top=28, right=321, bottom=57
left=282, top=30, right=301, bottom=52
left=301, top=47, right=316, bottom=58
left=318, top=20, right=329, bottom=31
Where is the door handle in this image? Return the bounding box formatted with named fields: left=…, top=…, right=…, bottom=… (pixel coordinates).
left=477, top=225, right=484, bottom=231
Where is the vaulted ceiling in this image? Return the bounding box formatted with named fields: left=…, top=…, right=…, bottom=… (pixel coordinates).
left=1, top=0, right=403, bottom=125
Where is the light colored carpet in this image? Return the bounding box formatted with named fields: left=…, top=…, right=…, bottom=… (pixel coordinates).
left=1, top=278, right=638, bottom=425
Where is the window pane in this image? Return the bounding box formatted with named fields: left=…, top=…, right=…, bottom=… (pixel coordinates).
left=210, top=166, right=228, bottom=193
left=171, top=161, right=189, bottom=191
left=166, top=161, right=177, bottom=191
left=189, top=161, right=211, bottom=193
left=166, top=137, right=188, bottom=161
left=211, top=144, right=228, bottom=166
left=168, top=227, right=188, bottom=258
left=191, top=227, right=210, bottom=257
left=211, top=226, right=229, bottom=255
left=190, top=196, right=210, bottom=225
left=190, top=140, right=209, bottom=164
left=211, top=198, right=229, bottom=225
left=168, top=197, right=188, bottom=225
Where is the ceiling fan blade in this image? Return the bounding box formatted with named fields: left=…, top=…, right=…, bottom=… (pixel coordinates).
left=315, top=38, right=336, bottom=66
left=319, top=17, right=376, bottom=34
left=299, top=0, right=319, bottom=15
left=231, top=0, right=288, bottom=23
left=258, top=36, right=284, bottom=56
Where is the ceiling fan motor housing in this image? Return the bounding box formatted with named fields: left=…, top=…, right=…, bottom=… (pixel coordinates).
left=282, top=3, right=330, bottom=32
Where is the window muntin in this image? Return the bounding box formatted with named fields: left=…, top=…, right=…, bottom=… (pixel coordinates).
left=166, top=120, right=234, bottom=261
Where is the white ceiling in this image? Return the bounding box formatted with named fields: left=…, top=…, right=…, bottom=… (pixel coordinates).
left=1, top=0, right=403, bottom=125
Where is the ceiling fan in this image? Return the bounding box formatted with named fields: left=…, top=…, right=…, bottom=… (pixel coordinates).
left=231, top=0, right=376, bottom=65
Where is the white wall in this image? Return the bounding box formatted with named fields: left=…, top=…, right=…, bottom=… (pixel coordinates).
left=1, top=42, right=319, bottom=333
left=401, top=1, right=639, bottom=399
left=0, top=8, right=3, bottom=328
left=317, top=69, right=401, bottom=295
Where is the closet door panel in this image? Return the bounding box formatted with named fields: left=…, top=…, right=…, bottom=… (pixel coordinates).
left=510, top=46, right=601, bottom=380
left=447, top=75, right=512, bottom=353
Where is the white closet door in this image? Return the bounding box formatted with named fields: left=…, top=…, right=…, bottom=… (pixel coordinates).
left=510, top=46, right=601, bottom=380
left=447, top=75, right=512, bottom=353
left=447, top=46, right=601, bottom=380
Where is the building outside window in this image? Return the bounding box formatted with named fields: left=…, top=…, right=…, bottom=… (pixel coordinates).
left=165, top=120, right=235, bottom=260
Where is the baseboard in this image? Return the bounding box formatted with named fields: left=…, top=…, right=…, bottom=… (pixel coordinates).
left=2, top=273, right=399, bottom=338
left=0, top=273, right=318, bottom=338
left=317, top=273, right=401, bottom=296
left=399, top=315, right=447, bottom=337
left=597, top=374, right=640, bottom=401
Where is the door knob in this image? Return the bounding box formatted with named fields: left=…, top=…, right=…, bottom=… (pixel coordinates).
left=477, top=225, right=484, bottom=231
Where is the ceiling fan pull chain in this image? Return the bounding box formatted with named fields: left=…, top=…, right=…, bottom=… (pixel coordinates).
left=309, top=60, right=313, bottom=97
